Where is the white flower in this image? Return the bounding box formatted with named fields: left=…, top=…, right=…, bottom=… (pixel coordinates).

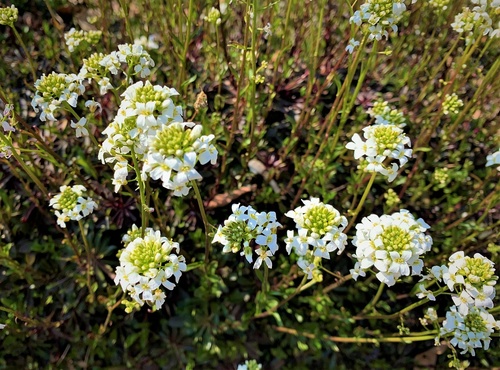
left=71, top=117, right=89, bottom=138
left=254, top=248, right=272, bottom=269
left=345, top=38, right=360, bottom=54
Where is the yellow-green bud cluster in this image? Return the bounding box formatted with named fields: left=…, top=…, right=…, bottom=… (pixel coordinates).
left=384, top=188, right=400, bottom=208
left=433, top=167, right=449, bottom=186
left=428, top=0, right=451, bottom=14
left=206, top=7, right=221, bottom=25
left=0, top=5, right=18, bottom=27
left=442, top=93, right=463, bottom=115
left=64, top=28, right=102, bottom=53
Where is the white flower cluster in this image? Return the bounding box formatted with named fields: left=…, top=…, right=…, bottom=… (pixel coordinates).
left=133, top=35, right=159, bottom=50
left=212, top=204, right=281, bottom=269
left=486, top=148, right=500, bottom=170
left=78, top=44, right=155, bottom=96
left=452, top=2, right=500, bottom=44
left=115, top=227, right=186, bottom=312
left=440, top=305, right=499, bottom=356
left=64, top=27, right=102, bottom=53
left=350, top=210, right=432, bottom=286
left=346, top=120, right=412, bottom=182
left=98, top=80, right=217, bottom=195
left=31, top=72, right=85, bottom=121
left=285, top=198, right=348, bottom=279
left=349, top=0, right=408, bottom=40
left=430, top=252, right=497, bottom=315
left=49, top=185, right=97, bottom=228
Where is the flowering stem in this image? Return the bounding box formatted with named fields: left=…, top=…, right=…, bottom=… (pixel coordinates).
left=273, top=325, right=437, bottom=344
left=345, top=172, right=376, bottom=233
left=0, top=131, right=49, bottom=198
left=130, top=147, right=148, bottom=237
left=11, top=26, right=37, bottom=82
left=360, top=281, right=385, bottom=314
left=78, top=219, right=94, bottom=304
left=191, top=180, right=211, bottom=265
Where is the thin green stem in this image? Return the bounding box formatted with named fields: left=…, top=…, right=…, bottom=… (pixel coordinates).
left=191, top=180, right=211, bottom=265
left=78, top=219, right=94, bottom=303
left=178, top=0, right=194, bottom=93
left=361, top=281, right=385, bottom=314
left=11, top=26, right=37, bottom=82
left=0, top=131, right=49, bottom=198
left=345, top=172, right=376, bottom=233
left=130, top=148, right=148, bottom=237
left=117, top=0, right=134, bottom=42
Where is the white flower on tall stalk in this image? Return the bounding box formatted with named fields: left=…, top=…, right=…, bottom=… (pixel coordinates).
left=285, top=198, right=348, bottom=279
left=115, top=227, right=185, bottom=312
left=451, top=6, right=495, bottom=44
left=212, top=204, right=281, bottom=269
left=350, top=210, right=432, bottom=286
left=31, top=72, right=85, bottom=121
left=346, top=104, right=412, bottom=182
left=440, top=305, right=500, bottom=356
left=49, top=185, right=97, bottom=228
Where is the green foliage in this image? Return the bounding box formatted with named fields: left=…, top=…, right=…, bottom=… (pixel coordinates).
left=0, top=0, right=499, bottom=369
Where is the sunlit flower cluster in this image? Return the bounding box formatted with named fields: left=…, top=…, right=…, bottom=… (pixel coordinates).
left=100, top=43, right=155, bottom=79
left=115, top=228, right=186, bottom=312
left=0, top=5, right=18, bottom=26
left=431, top=252, right=497, bottom=315
left=346, top=119, right=412, bottom=182
left=212, top=204, right=281, bottom=269
left=31, top=72, right=85, bottom=121
left=367, top=100, right=406, bottom=127
left=350, top=210, right=432, bottom=286
left=440, top=305, right=499, bottom=356
left=349, top=0, right=408, bottom=40
left=64, top=28, right=102, bottom=53
left=98, top=80, right=183, bottom=191
left=49, top=185, right=97, bottom=228
left=285, top=198, right=348, bottom=279
left=451, top=2, right=500, bottom=44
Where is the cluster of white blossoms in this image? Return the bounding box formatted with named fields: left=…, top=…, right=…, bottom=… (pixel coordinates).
left=349, top=0, right=412, bottom=41
left=346, top=104, right=412, bottom=182
left=78, top=44, right=155, bottom=96
left=98, top=80, right=217, bottom=195
left=350, top=210, right=432, bottom=286
left=285, top=198, right=348, bottom=279
left=418, top=251, right=500, bottom=355
left=452, top=1, right=500, bottom=44
left=440, top=306, right=499, bottom=356
left=49, top=185, right=97, bottom=228
left=115, top=227, right=186, bottom=312
left=212, top=204, right=281, bottom=269
left=31, top=72, right=85, bottom=121
left=64, top=27, right=102, bottom=53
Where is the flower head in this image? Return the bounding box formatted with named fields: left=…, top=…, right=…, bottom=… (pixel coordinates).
left=0, top=5, right=18, bottom=27
left=285, top=198, right=348, bottom=278
left=49, top=185, right=97, bottom=228
left=351, top=210, right=432, bottom=286
left=115, top=228, right=184, bottom=311
left=212, top=204, right=281, bottom=269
